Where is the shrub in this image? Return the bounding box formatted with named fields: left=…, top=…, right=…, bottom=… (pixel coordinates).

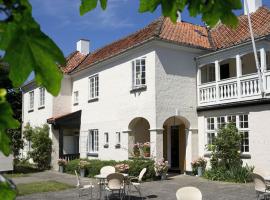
left=191, top=157, right=207, bottom=175
left=204, top=123, right=254, bottom=183
left=28, top=124, right=52, bottom=170
left=65, top=158, right=155, bottom=180
left=13, top=159, right=41, bottom=174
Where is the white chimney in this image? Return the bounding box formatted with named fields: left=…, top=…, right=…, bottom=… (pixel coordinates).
left=76, top=39, right=89, bottom=55
left=244, top=0, right=262, bottom=15
left=177, top=11, right=182, bottom=22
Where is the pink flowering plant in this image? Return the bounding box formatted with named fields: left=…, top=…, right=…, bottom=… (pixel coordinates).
left=133, top=143, right=142, bottom=157
left=115, top=163, right=130, bottom=173
left=191, top=157, right=207, bottom=175
left=58, top=159, right=67, bottom=166
left=154, top=158, right=169, bottom=176
left=143, top=142, right=150, bottom=153
left=78, top=160, right=89, bottom=169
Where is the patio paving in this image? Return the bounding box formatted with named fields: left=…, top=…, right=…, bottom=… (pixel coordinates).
left=13, top=171, right=257, bottom=200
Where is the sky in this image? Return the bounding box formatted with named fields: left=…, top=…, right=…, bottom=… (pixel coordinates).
left=29, top=0, right=270, bottom=56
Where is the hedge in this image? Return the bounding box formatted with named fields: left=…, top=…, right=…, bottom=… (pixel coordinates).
left=65, top=158, right=155, bottom=180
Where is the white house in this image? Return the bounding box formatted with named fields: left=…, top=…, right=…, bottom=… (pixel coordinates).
left=21, top=0, right=270, bottom=175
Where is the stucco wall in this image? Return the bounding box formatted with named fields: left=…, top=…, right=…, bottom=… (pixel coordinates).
left=198, top=104, right=270, bottom=174
left=0, top=153, right=13, bottom=172
left=71, top=45, right=157, bottom=161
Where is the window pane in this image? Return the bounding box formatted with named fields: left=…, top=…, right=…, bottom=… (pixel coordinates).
left=217, top=116, right=225, bottom=129
left=240, top=131, right=249, bottom=153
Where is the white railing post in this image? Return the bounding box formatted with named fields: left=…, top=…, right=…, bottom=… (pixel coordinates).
left=260, top=48, right=266, bottom=92
left=215, top=60, right=220, bottom=102
left=197, top=67, right=201, bottom=105
left=236, top=55, right=242, bottom=98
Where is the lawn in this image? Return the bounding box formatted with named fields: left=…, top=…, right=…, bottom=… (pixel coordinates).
left=16, top=181, right=74, bottom=196
left=5, top=173, right=30, bottom=178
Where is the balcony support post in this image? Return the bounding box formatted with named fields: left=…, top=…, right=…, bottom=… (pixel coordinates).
left=236, top=55, right=242, bottom=98
left=215, top=60, right=220, bottom=102
left=197, top=67, right=201, bottom=105
left=260, top=48, right=266, bottom=92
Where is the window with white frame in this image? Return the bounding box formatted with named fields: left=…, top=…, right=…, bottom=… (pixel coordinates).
left=29, top=91, right=34, bottom=111
left=104, top=132, right=109, bottom=144
left=132, top=58, right=146, bottom=88
left=116, top=132, right=121, bottom=145
left=88, top=129, right=99, bottom=153
left=39, top=87, right=45, bottom=107
left=74, top=91, right=79, bottom=105
left=89, top=75, right=99, bottom=100
left=205, top=114, right=249, bottom=153
left=266, top=51, right=270, bottom=70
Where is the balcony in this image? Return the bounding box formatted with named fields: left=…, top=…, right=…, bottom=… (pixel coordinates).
left=198, top=72, right=270, bottom=106
left=197, top=49, right=270, bottom=107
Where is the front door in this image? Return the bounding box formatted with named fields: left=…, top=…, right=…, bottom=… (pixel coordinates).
left=171, top=126, right=179, bottom=169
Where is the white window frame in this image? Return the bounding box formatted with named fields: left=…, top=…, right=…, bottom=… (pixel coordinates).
left=74, top=91, right=79, bottom=105
left=38, top=87, right=45, bottom=108
left=88, top=129, right=99, bottom=153
left=104, top=132, right=109, bottom=145
left=205, top=114, right=250, bottom=153
left=116, top=132, right=121, bottom=145
left=132, top=57, right=146, bottom=88
left=88, top=75, right=99, bottom=100
left=29, top=91, right=34, bottom=111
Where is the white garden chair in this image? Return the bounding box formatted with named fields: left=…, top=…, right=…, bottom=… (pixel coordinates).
left=105, top=173, right=125, bottom=200
left=127, top=168, right=147, bottom=200
left=75, top=170, right=94, bottom=199
left=252, top=173, right=270, bottom=200
left=176, top=186, right=202, bottom=200
left=100, top=166, right=116, bottom=176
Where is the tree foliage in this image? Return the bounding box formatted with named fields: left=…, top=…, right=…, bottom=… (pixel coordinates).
left=80, top=0, right=242, bottom=27
left=28, top=124, right=52, bottom=170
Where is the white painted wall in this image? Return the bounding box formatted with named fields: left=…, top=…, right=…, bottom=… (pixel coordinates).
left=0, top=152, right=13, bottom=172
left=71, top=44, right=157, bottom=161
left=198, top=104, right=270, bottom=175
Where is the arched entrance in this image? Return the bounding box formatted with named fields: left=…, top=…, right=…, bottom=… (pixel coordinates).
left=128, top=117, right=150, bottom=156
left=163, top=116, right=190, bottom=174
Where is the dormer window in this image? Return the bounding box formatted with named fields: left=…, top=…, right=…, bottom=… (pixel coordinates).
left=132, top=58, right=146, bottom=88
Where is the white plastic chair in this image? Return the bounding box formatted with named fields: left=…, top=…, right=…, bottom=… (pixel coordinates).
left=176, top=187, right=202, bottom=200
left=75, top=170, right=94, bottom=199
left=100, top=166, right=116, bottom=176
left=105, top=173, right=125, bottom=200
left=252, top=173, right=270, bottom=200
left=128, top=168, right=147, bottom=200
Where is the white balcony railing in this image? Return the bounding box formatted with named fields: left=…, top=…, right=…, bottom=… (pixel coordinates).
left=198, top=72, right=270, bottom=106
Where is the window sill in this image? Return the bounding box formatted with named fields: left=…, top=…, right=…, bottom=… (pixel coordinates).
left=28, top=109, right=34, bottom=113
left=38, top=106, right=45, bottom=110
left=87, top=152, right=98, bottom=157
left=130, top=85, right=147, bottom=93
left=115, top=144, right=121, bottom=149
left=73, top=102, right=79, bottom=106
left=88, top=97, right=99, bottom=103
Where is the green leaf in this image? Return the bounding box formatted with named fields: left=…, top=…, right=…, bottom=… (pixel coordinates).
left=0, top=89, right=19, bottom=156
left=0, top=182, right=16, bottom=200
left=80, top=0, right=98, bottom=15
left=100, top=0, right=107, bottom=10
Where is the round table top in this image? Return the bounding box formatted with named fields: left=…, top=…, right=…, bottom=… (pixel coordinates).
left=95, top=173, right=128, bottom=179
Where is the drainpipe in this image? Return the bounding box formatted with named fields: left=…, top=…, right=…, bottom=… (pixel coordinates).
left=244, top=0, right=265, bottom=97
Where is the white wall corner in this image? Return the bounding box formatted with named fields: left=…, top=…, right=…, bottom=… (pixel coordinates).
left=76, top=39, right=90, bottom=55
left=244, top=0, right=262, bottom=15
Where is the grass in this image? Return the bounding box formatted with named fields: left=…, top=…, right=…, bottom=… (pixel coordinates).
left=17, top=181, right=74, bottom=196
left=5, top=173, right=30, bottom=178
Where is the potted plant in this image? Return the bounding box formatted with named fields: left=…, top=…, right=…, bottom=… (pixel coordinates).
left=78, top=160, right=89, bottom=177
left=58, top=159, right=67, bottom=173
left=133, top=143, right=141, bottom=157
left=143, top=142, right=150, bottom=157
left=154, top=158, right=169, bottom=180
left=115, top=163, right=129, bottom=173
left=191, top=157, right=207, bottom=176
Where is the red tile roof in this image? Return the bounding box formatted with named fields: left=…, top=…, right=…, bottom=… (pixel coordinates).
left=211, top=6, right=270, bottom=49
left=61, top=6, right=270, bottom=74
left=61, top=51, right=87, bottom=73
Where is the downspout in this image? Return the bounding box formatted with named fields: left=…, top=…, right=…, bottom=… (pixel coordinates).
left=244, top=0, right=265, bottom=97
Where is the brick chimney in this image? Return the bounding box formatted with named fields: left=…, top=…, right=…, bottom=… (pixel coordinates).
left=244, top=0, right=262, bottom=15
left=76, top=39, right=90, bottom=55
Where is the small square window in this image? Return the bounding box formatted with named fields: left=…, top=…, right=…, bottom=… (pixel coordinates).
left=74, top=91, right=79, bottom=105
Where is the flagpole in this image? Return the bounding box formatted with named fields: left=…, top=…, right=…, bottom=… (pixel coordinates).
left=244, top=0, right=265, bottom=96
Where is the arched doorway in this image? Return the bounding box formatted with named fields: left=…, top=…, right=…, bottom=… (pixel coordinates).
left=163, top=116, right=190, bottom=174
left=128, top=117, right=150, bottom=156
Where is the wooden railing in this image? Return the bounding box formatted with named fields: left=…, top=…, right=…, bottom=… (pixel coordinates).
left=60, top=153, right=80, bottom=161
left=198, top=72, right=270, bottom=106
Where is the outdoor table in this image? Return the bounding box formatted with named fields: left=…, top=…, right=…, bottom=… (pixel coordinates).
left=94, top=173, right=128, bottom=200
left=265, top=176, right=270, bottom=186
